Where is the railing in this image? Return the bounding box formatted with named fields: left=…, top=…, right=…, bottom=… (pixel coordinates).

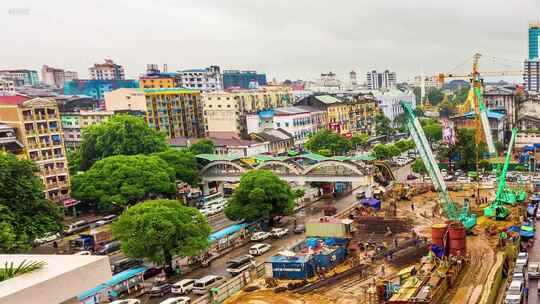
left=42, top=168, right=68, bottom=176
left=23, top=116, right=34, bottom=121
left=192, top=263, right=266, bottom=304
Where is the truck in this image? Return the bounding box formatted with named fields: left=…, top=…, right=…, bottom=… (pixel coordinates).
left=69, top=230, right=113, bottom=252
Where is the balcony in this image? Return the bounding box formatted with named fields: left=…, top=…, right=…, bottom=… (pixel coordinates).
left=23, top=115, right=34, bottom=121
left=37, top=128, right=49, bottom=135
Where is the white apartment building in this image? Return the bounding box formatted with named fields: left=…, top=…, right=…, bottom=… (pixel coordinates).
left=89, top=59, right=125, bottom=80
left=246, top=106, right=326, bottom=145
left=409, top=75, right=442, bottom=89
left=104, top=88, right=147, bottom=112
left=366, top=70, right=397, bottom=90
left=177, top=66, right=222, bottom=91
left=41, top=65, right=78, bottom=88
left=372, top=88, right=415, bottom=122
left=0, top=79, right=15, bottom=96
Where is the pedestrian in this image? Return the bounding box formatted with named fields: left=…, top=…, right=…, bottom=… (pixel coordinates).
left=411, top=202, right=415, bottom=211
left=380, top=265, right=385, bottom=276
left=393, top=237, right=398, bottom=248
left=52, top=241, right=58, bottom=252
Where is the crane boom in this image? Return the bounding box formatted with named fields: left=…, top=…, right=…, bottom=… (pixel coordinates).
left=475, top=88, right=497, bottom=156
left=495, top=128, right=517, bottom=199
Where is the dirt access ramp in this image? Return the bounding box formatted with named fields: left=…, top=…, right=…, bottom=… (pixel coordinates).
left=443, top=235, right=495, bottom=304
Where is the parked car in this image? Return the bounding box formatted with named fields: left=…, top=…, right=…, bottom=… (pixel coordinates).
left=250, top=231, right=271, bottom=241
left=149, top=283, right=172, bottom=297
left=101, top=214, right=117, bottom=223
left=34, top=232, right=60, bottom=245
left=143, top=266, right=163, bottom=280
left=193, top=275, right=224, bottom=295
left=270, top=228, right=289, bottom=238
left=109, top=300, right=141, bottom=304
left=504, top=280, right=524, bottom=304
left=406, top=174, right=418, bottom=180
left=293, top=224, right=306, bottom=234
left=171, top=279, right=195, bottom=295
left=456, top=176, right=471, bottom=183
left=528, top=263, right=540, bottom=279
left=226, top=255, right=254, bottom=276
left=159, top=297, right=190, bottom=304
left=64, top=220, right=89, bottom=235
left=95, top=241, right=121, bottom=255
left=73, top=251, right=92, bottom=256
left=92, top=220, right=108, bottom=227
left=536, top=209, right=540, bottom=220
left=249, top=243, right=271, bottom=256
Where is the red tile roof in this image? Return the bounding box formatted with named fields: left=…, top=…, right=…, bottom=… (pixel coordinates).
left=0, top=95, right=31, bottom=105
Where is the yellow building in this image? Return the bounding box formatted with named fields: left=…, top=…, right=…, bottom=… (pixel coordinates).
left=203, top=86, right=294, bottom=138
left=105, top=88, right=205, bottom=138
left=139, top=75, right=175, bottom=89
left=0, top=95, right=70, bottom=202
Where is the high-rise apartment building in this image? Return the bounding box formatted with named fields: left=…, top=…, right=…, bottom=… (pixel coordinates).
left=0, top=69, right=39, bottom=86
left=366, top=70, right=396, bottom=90
left=524, top=59, right=540, bottom=93
left=64, top=79, right=139, bottom=100
left=222, top=70, right=267, bottom=89
left=177, top=66, right=222, bottom=91
left=0, top=95, right=70, bottom=201
left=89, top=59, right=125, bottom=80
left=104, top=88, right=205, bottom=138
left=529, top=23, right=540, bottom=60
left=41, top=65, right=78, bottom=89
left=0, top=79, right=15, bottom=96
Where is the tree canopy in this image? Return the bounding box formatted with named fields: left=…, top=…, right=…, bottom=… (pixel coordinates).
left=188, top=139, right=215, bottom=155
left=375, top=113, right=394, bottom=137
left=421, top=118, right=442, bottom=142
left=71, top=155, right=177, bottom=211
left=372, top=143, right=401, bottom=160
left=427, top=88, right=444, bottom=105
left=0, top=152, right=62, bottom=252
left=351, top=133, right=369, bottom=149
left=394, top=139, right=415, bottom=152
left=153, top=149, right=200, bottom=186
left=78, top=115, right=168, bottom=170
left=112, top=199, right=211, bottom=271
left=305, top=129, right=351, bottom=156
left=224, top=170, right=296, bottom=224
left=438, top=99, right=457, bottom=118
left=454, top=128, right=487, bottom=170
left=411, top=158, right=427, bottom=174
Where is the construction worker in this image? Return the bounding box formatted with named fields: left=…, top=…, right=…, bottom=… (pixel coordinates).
left=411, top=202, right=415, bottom=211
left=499, top=230, right=507, bottom=248
left=380, top=264, right=385, bottom=277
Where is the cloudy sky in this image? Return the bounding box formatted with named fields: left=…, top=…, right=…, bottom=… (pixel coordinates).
left=0, top=0, right=537, bottom=82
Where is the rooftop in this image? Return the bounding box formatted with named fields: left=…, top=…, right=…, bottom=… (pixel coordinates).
left=254, top=128, right=293, bottom=142
left=143, top=88, right=201, bottom=95
left=0, top=254, right=111, bottom=304
left=170, top=137, right=263, bottom=148
left=0, top=95, right=31, bottom=105
left=314, top=95, right=342, bottom=104
left=274, top=106, right=321, bottom=115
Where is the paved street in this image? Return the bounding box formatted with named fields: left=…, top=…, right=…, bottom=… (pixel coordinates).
left=529, top=220, right=540, bottom=304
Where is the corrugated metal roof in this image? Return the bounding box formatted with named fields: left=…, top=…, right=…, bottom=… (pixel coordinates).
left=314, top=95, right=341, bottom=104
left=77, top=267, right=147, bottom=300
left=209, top=223, right=248, bottom=241
left=196, top=154, right=235, bottom=161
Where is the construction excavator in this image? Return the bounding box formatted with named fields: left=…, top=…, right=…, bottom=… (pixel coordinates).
left=484, top=128, right=526, bottom=220
left=401, top=101, right=476, bottom=231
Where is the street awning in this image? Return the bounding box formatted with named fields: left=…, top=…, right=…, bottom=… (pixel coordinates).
left=62, top=198, right=80, bottom=207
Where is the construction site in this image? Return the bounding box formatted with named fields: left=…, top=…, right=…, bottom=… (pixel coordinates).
left=222, top=54, right=534, bottom=304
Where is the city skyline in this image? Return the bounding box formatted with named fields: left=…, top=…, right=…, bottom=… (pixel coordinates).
left=1, top=0, right=538, bottom=82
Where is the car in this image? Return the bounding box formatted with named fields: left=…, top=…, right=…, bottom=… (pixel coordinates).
left=516, top=257, right=528, bottom=268
left=518, top=252, right=528, bottom=260
left=159, top=297, right=191, bottom=304
left=171, top=279, right=195, bottom=294
left=293, top=224, right=306, bottom=234
left=193, top=275, right=224, bottom=295
left=73, top=251, right=92, bottom=256
left=444, top=175, right=454, bottom=182
left=407, top=174, right=418, bottom=180
left=456, top=176, right=471, bottom=183
left=270, top=228, right=289, bottom=238
left=511, top=272, right=526, bottom=284
left=528, top=263, right=540, bottom=279
left=101, top=214, right=117, bottom=223
left=250, top=231, right=271, bottom=241
left=504, top=280, right=524, bottom=304
left=149, top=283, right=172, bottom=297
left=34, top=232, right=60, bottom=245
left=536, top=210, right=540, bottom=220
left=93, top=220, right=108, bottom=227
left=143, top=266, right=163, bottom=280
left=249, top=243, right=272, bottom=256
left=109, top=300, right=141, bottom=304
left=96, top=241, right=121, bottom=255
left=111, top=258, right=144, bottom=274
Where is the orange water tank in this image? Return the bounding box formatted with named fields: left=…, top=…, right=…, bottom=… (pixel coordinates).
left=431, top=223, right=448, bottom=248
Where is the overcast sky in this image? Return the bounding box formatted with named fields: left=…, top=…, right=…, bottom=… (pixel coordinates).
left=0, top=0, right=537, bottom=82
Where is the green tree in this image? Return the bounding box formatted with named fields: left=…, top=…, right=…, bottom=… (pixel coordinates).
left=72, top=155, right=177, bottom=211
left=494, top=141, right=504, bottom=155
left=224, top=170, right=296, bottom=225
left=188, top=139, right=215, bottom=155
left=394, top=139, right=413, bottom=152
left=372, top=144, right=390, bottom=160
left=351, top=133, right=369, bottom=150
left=413, top=87, right=421, bottom=104
left=454, top=128, right=487, bottom=170
left=318, top=148, right=332, bottom=157
left=79, top=115, right=167, bottom=170
left=438, top=99, right=457, bottom=118
left=154, top=149, right=200, bottom=185
left=411, top=158, right=427, bottom=174
left=112, top=199, right=211, bottom=271
left=305, top=129, right=351, bottom=155
left=67, top=150, right=81, bottom=176
left=427, top=88, right=444, bottom=105
left=420, top=119, right=442, bottom=142
left=451, top=85, right=471, bottom=104
left=375, top=113, right=394, bottom=137
left=387, top=144, right=401, bottom=158
left=0, top=152, right=62, bottom=252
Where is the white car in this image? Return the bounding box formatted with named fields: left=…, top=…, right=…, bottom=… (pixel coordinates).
left=270, top=228, right=289, bottom=238
left=73, top=251, right=92, bottom=256
left=250, top=231, right=271, bottom=241
left=249, top=243, right=272, bottom=256
left=34, top=232, right=60, bottom=245
left=159, top=297, right=191, bottom=304
left=528, top=263, right=540, bottom=279
left=171, top=279, right=195, bottom=295
left=536, top=210, right=540, bottom=220
left=109, top=300, right=141, bottom=304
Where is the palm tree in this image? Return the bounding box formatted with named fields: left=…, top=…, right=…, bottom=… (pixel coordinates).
left=0, top=260, right=46, bottom=282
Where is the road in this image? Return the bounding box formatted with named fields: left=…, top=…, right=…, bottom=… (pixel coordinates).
left=529, top=219, right=540, bottom=304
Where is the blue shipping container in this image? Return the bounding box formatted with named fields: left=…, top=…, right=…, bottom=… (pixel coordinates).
left=270, top=256, right=315, bottom=280
left=312, top=246, right=348, bottom=269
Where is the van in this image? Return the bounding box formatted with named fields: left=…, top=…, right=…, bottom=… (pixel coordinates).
left=171, top=279, right=195, bottom=294
left=64, top=220, right=88, bottom=234
left=192, top=275, right=224, bottom=295
left=111, top=258, right=143, bottom=274
left=226, top=255, right=254, bottom=276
